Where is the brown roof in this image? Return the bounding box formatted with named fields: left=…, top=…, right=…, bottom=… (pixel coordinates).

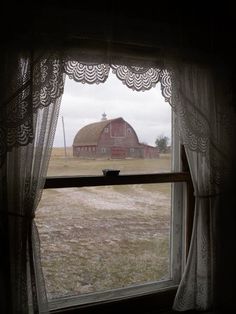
left=73, top=118, right=122, bottom=146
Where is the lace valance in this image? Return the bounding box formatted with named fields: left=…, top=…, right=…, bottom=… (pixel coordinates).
left=63, top=61, right=172, bottom=103
left=110, top=65, right=162, bottom=91
left=63, top=61, right=110, bottom=84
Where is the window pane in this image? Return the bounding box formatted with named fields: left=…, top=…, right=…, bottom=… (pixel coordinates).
left=36, top=183, right=171, bottom=300
left=49, top=73, right=172, bottom=176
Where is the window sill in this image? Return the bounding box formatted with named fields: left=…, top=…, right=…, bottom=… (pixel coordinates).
left=49, top=284, right=178, bottom=314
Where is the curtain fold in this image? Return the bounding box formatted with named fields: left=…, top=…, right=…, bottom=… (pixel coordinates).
left=0, top=50, right=65, bottom=313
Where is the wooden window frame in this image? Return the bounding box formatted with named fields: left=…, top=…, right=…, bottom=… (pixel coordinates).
left=44, top=172, right=190, bottom=189
left=42, top=100, right=194, bottom=313
left=43, top=155, right=194, bottom=313
left=43, top=101, right=195, bottom=313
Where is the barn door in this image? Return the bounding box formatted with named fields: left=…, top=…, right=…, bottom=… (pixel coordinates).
left=111, top=147, right=126, bottom=159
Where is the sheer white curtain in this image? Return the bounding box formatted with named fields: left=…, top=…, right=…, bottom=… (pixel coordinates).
left=170, top=63, right=235, bottom=311
left=0, top=50, right=65, bottom=313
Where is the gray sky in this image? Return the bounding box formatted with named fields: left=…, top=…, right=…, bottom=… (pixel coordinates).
left=53, top=72, right=172, bottom=147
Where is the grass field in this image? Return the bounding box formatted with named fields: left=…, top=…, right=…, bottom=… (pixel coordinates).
left=36, top=148, right=172, bottom=300
left=47, top=147, right=171, bottom=176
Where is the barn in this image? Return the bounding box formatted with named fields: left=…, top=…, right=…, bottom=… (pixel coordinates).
left=73, top=115, right=159, bottom=159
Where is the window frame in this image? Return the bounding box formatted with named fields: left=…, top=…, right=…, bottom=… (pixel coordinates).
left=44, top=172, right=192, bottom=313
left=44, top=172, right=189, bottom=189
left=41, top=102, right=194, bottom=314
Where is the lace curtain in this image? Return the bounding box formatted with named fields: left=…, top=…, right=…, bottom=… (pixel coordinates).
left=0, top=51, right=65, bottom=313
left=1, top=51, right=235, bottom=313
left=171, top=64, right=236, bottom=311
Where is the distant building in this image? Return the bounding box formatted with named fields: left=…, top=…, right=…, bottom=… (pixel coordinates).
left=73, top=115, right=159, bottom=159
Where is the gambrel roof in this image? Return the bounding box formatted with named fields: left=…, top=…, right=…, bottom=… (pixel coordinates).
left=73, top=117, right=123, bottom=146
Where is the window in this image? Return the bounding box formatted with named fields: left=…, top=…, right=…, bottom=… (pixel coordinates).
left=127, top=128, right=132, bottom=135
left=36, top=64, right=193, bottom=313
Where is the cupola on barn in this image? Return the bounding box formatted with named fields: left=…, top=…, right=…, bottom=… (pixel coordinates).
left=73, top=114, right=159, bottom=159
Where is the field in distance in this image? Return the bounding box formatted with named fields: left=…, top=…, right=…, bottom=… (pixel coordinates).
left=47, top=147, right=171, bottom=176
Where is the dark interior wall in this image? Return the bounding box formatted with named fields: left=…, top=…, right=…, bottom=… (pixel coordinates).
left=1, top=1, right=235, bottom=66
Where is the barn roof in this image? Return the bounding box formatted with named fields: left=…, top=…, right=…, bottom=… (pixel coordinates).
left=73, top=118, right=123, bottom=146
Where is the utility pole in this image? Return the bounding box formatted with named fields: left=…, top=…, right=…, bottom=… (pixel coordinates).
left=61, top=116, right=67, bottom=159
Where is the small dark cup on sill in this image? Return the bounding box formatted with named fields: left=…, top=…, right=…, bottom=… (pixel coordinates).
left=102, top=169, right=120, bottom=176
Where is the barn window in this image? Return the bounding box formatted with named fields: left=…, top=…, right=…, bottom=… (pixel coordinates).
left=104, top=127, right=109, bottom=133
left=36, top=61, right=193, bottom=313
left=127, top=128, right=132, bottom=135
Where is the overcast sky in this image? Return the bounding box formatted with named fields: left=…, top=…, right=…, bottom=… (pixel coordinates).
left=53, top=72, right=172, bottom=147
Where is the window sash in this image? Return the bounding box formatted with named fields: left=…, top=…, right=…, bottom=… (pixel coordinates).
left=44, top=172, right=190, bottom=189
left=43, top=172, right=190, bottom=312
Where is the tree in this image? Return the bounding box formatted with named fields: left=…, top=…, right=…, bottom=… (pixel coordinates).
left=155, top=135, right=169, bottom=153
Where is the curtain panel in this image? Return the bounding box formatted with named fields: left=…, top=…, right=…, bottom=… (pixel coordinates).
left=0, top=51, right=65, bottom=313
left=171, top=64, right=236, bottom=311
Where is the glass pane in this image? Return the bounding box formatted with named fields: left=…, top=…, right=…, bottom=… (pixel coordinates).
left=36, top=183, right=171, bottom=300
left=48, top=73, right=172, bottom=176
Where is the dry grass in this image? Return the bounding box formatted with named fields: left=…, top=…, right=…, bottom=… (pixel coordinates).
left=47, top=147, right=171, bottom=176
